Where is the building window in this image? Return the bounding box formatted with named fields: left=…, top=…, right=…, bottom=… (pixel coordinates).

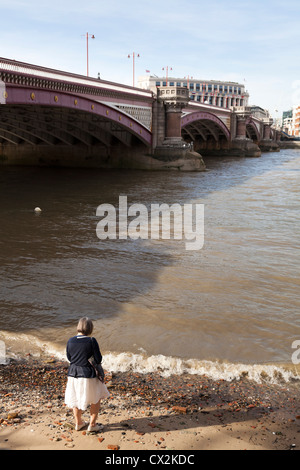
left=183, top=82, right=187, bottom=88
left=214, top=84, right=218, bottom=91
left=177, top=82, right=181, bottom=87
left=169, top=81, right=174, bottom=86
left=156, top=81, right=161, bottom=86
left=208, top=85, right=212, bottom=91
left=219, top=85, right=223, bottom=92
left=229, top=86, right=232, bottom=93
left=190, top=83, right=194, bottom=91
left=197, top=95, right=201, bottom=102
left=196, top=83, right=200, bottom=91
left=163, top=81, right=167, bottom=86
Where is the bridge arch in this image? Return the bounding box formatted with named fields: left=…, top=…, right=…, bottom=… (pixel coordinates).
left=245, top=117, right=261, bottom=142
left=0, top=87, right=152, bottom=148
left=181, top=111, right=231, bottom=142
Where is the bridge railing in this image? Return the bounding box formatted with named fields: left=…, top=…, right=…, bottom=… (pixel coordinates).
left=0, top=79, right=5, bottom=104
left=232, top=105, right=273, bottom=122
left=0, top=57, right=152, bottom=99
left=232, top=106, right=252, bottom=113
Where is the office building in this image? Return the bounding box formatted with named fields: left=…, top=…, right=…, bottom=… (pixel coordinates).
left=138, top=75, right=249, bottom=109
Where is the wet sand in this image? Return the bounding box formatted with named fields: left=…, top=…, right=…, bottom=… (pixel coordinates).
left=0, top=355, right=300, bottom=451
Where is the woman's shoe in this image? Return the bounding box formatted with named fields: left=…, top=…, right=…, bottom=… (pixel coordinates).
left=87, top=423, right=103, bottom=432
left=75, top=421, right=87, bottom=431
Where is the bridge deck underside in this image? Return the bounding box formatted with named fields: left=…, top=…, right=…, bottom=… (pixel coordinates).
left=181, top=118, right=229, bottom=142
left=246, top=122, right=260, bottom=141
left=0, top=105, right=146, bottom=149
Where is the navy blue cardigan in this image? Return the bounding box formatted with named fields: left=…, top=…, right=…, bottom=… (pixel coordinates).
left=66, top=335, right=102, bottom=378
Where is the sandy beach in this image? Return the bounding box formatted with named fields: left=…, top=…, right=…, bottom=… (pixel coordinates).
left=0, top=355, right=300, bottom=451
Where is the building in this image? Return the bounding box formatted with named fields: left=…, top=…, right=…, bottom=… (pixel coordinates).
left=283, top=107, right=300, bottom=136
left=282, top=116, right=293, bottom=135
left=282, top=109, right=293, bottom=135
left=282, top=109, right=293, bottom=121
left=250, top=106, right=270, bottom=119
left=138, top=75, right=249, bottom=109
left=293, top=105, right=300, bottom=137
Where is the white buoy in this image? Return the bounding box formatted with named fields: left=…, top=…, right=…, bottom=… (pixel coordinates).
left=34, top=207, right=42, bottom=213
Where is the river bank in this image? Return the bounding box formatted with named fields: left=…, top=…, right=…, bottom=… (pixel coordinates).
left=0, top=355, right=300, bottom=450
left=278, top=141, right=300, bottom=149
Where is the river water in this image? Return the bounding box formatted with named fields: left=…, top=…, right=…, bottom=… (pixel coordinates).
left=0, top=149, right=299, bottom=383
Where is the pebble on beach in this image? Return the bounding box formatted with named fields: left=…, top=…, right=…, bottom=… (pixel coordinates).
left=0, top=355, right=300, bottom=450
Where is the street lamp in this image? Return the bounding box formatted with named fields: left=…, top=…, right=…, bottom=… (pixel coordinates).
left=82, top=32, right=95, bottom=77
left=128, top=52, right=140, bottom=87
left=184, top=75, right=193, bottom=89
left=162, top=66, right=173, bottom=86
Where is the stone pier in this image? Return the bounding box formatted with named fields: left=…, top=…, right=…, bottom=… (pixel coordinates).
left=259, top=119, right=280, bottom=152
left=231, top=110, right=262, bottom=157
left=152, top=86, right=206, bottom=171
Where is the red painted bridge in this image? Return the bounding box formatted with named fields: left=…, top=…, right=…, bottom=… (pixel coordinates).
left=0, top=58, right=280, bottom=170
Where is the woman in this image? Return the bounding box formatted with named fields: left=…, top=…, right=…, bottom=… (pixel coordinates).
left=64, top=317, right=110, bottom=432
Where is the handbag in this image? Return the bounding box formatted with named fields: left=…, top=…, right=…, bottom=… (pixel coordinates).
left=90, top=358, right=105, bottom=382
left=89, top=338, right=105, bottom=382
left=88, top=337, right=105, bottom=382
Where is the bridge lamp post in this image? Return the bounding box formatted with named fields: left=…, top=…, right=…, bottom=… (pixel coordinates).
left=128, top=52, right=140, bottom=87
left=82, top=32, right=95, bottom=77
left=184, top=75, right=193, bottom=96
left=162, top=66, right=172, bottom=86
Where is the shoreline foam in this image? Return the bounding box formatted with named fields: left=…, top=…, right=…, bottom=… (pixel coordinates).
left=1, top=330, right=300, bottom=386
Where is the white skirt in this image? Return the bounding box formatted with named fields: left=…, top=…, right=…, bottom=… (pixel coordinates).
left=64, top=377, right=110, bottom=411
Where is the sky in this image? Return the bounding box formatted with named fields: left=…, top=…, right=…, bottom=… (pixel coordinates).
left=1, top=0, right=300, bottom=118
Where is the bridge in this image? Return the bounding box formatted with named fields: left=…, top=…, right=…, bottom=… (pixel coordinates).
left=0, top=58, right=280, bottom=171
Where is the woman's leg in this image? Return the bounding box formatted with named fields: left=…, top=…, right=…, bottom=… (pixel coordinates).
left=73, top=407, right=84, bottom=426
left=89, top=400, right=100, bottom=427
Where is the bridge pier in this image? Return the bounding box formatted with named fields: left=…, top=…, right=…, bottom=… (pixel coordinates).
left=258, top=121, right=280, bottom=152
left=231, top=110, right=261, bottom=157
left=152, top=87, right=206, bottom=171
